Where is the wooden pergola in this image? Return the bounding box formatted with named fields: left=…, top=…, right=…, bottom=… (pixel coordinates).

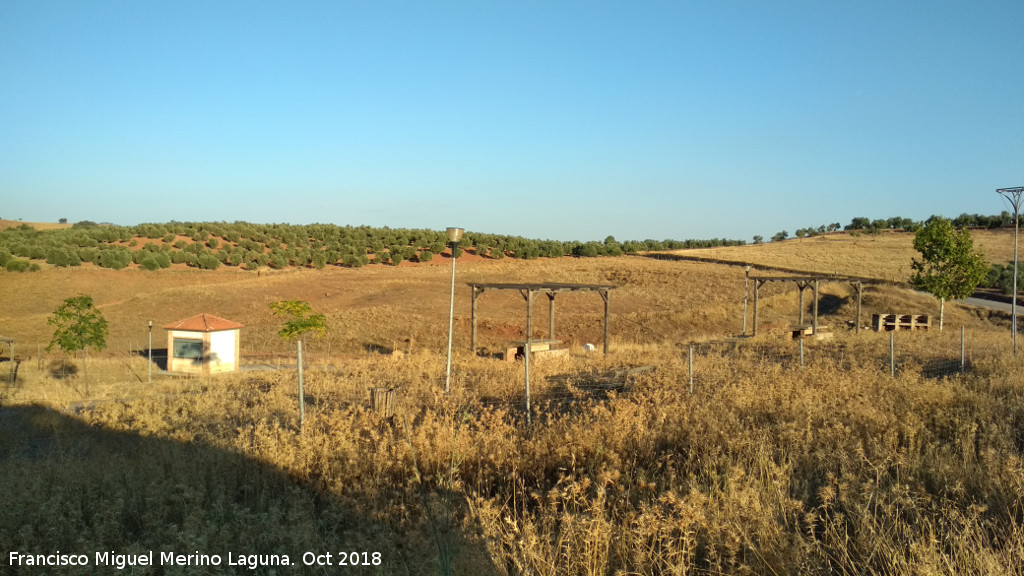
left=468, top=282, right=615, bottom=355
left=467, top=282, right=615, bottom=425
left=748, top=276, right=866, bottom=336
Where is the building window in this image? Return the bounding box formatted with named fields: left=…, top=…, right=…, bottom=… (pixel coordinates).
left=173, top=338, right=203, bottom=359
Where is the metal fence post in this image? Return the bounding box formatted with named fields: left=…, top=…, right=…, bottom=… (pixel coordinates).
left=961, top=326, right=966, bottom=373
left=297, top=340, right=305, bottom=430
left=688, top=345, right=694, bottom=395
left=890, top=332, right=895, bottom=377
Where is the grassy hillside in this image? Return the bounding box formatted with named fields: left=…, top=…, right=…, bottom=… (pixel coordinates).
left=1, top=254, right=1000, bottom=367
left=0, top=219, right=73, bottom=231
left=661, top=228, right=1017, bottom=282
left=3, top=244, right=1023, bottom=575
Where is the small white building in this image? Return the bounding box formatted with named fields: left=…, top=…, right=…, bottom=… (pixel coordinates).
left=163, top=313, right=243, bottom=374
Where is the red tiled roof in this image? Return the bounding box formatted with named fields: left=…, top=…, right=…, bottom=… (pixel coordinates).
left=163, top=313, right=243, bottom=332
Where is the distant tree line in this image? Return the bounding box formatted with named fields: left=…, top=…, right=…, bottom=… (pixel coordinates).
left=0, top=221, right=745, bottom=273
left=762, top=212, right=1016, bottom=244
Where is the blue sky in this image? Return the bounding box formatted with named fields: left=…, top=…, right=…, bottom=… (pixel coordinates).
left=1, top=1, right=1021, bottom=242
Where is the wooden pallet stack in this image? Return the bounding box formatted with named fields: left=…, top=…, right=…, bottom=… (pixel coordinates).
left=872, top=313, right=931, bottom=331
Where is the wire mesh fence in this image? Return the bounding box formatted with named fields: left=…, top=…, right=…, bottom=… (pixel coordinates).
left=5, top=325, right=1012, bottom=426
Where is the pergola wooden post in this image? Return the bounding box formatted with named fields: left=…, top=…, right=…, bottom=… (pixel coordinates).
left=813, top=280, right=820, bottom=335
left=547, top=293, right=556, bottom=340
left=470, top=285, right=482, bottom=353
left=796, top=281, right=810, bottom=326
left=601, top=290, right=610, bottom=355
left=522, top=289, right=534, bottom=425
left=852, top=281, right=864, bottom=334
left=753, top=280, right=762, bottom=336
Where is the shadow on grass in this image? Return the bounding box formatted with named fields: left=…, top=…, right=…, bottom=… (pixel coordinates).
left=0, top=404, right=495, bottom=575
left=133, top=348, right=169, bottom=371
left=47, top=358, right=79, bottom=379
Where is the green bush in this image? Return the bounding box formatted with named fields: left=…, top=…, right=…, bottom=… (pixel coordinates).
left=46, top=248, right=71, bottom=267
left=269, top=253, right=288, bottom=269
left=5, top=258, right=31, bottom=272
left=197, top=253, right=220, bottom=270
left=77, top=247, right=98, bottom=263
left=139, top=255, right=161, bottom=271
left=418, top=250, right=433, bottom=263
left=572, top=242, right=600, bottom=258
left=97, top=248, right=132, bottom=270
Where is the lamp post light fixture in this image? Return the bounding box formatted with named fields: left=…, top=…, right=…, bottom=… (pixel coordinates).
left=444, top=227, right=465, bottom=394
left=147, top=320, right=153, bottom=383
left=997, top=187, right=1024, bottom=355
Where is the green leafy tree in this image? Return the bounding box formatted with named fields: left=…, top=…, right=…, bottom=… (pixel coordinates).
left=270, top=300, right=328, bottom=429
left=47, top=294, right=108, bottom=377
left=270, top=299, right=328, bottom=342
left=910, top=217, right=988, bottom=331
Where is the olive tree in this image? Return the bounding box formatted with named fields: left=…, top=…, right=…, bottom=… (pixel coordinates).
left=910, top=217, right=987, bottom=331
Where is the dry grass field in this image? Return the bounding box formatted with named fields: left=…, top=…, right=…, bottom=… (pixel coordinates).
left=0, top=218, right=73, bottom=231
left=2, top=248, right=1024, bottom=575
left=664, top=228, right=1018, bottom=281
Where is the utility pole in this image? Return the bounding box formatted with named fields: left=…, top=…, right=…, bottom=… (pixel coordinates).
left=997, top=187, right=1024, bottom=355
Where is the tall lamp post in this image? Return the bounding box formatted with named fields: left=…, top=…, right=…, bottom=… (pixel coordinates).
left=147, top=320, right=153, bottom=383
left=444, top=227, right=464, bottom=394
left=997, top=187, right=1024, bottom=355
